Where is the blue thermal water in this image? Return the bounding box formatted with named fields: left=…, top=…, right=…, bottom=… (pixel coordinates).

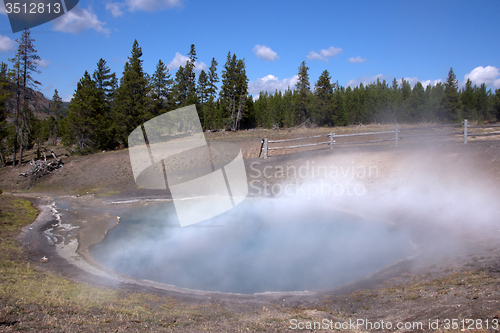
left=90, top=199, right=413, bottom=294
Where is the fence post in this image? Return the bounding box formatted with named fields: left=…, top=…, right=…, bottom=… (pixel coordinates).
left=263, top=138, right=268, bottom=159
left=395, top=124, right=399, bottom=146
left=463, top=119, right=468, bottom=144
left=330, top=131, right=334, bottom=149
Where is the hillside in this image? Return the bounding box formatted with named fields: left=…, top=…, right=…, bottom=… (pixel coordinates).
left=4, top=83, right=68, bottom=120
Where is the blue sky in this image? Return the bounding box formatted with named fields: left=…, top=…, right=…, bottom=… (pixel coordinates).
left=0, top=0, right=499, bottom=102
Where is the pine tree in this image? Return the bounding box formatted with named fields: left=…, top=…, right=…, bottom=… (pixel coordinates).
left=197, top=69, right=209, bottom=127
left=151, top=59, right=173, bottom=116
left=399, top=79, right=412, bottom=121
left=421, top=84, right=433, bottom=122
left=354, top=83, right=368, bottom=124
left=66, top=71, right=106, bottom=151
left=113, top=40, right=150, bottom=145
left=92, top=59, right=118, bottom=149
left=220, top=52, right=248, bottom=131
left=295, top=61, right=311, bottom=122
left=197, top=70, right=209, bottom=105
left=207, top=58, right=219, bottom=100
left=253, top=92, right=269, bottom=128
left=268, top=90, right=284, bottom=128
left=476, top=83, right=490, bottom=122
left=371, top=79, right=389, bottom=123
left=428, top=83, right=445, bottom=122
left=332, top=84, right=347, bottom=126
left=461, top=78, right=477, bottom=122
left=173, top=65, right=188, bottom=107
left=0, top=63, right=12, bottom=166
left=48, top=89, right=63, bottom=145
left=204, top=58, right=219, bottom=130
left=50, top=89, right=63, bottom=115
left=282, top=88, right=295, bottom=127
left=9, top=28, right=41, bottom=166
left=494, top=89, right=500, bottom=122
left=387, top=78, right=401, bottom=123
left=185, top=44, right=198, bottom=106
left=242, top=95, right=256, bottom=129
left=408, top=82, right=426, bottom=122
left=93, top=58, right=117, bottom=106
left=313, top=69, right=333, bottom=125
left=442, top=67, right=462, bottom=122
left=11, top=28, right=41, bottom=89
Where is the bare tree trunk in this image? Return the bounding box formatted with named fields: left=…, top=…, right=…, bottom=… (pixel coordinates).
left=230, top=97, right=236, bottom=131
left=18, top=141, right=24, bottom=166
left=51, top=121, right=58, bottom=146
left=12, top=86, right=20, bottom=167
left=235, top=94, right=245, bottom=131
left=0, top=146, right=5, bottom=167
left=18, top=101, right=29, bottom=166
left=18, top=118, right=24, bottom=166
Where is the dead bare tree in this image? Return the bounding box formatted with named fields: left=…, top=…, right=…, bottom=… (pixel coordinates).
left=19, top=149, right=63, bottom=187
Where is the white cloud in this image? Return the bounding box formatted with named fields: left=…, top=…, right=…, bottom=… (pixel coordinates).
left=397, top=77, right=442, bottom=88
left=400, top=77, right=419, bottom=87
left=0, top=2, right=6, bottom=15
left=106, top=2, right=124, bottom=17
left=419, top=79, right=442, bottom=88
left=63, top=94, right=74, bottom=102
left=253, top=45, right=279, bottom=61
left=35, top=58, right=51, bottom=69
left=348, top=56, right=367, bottom=64
left=321, top=46, right=343, bottom=58
left=346, top=74, right=389, bottom=87
left=0, top=35, right=15, bottom=52
left=52, top=6, right=110, bottom=35
left=306, top=51, right=323, bottom=61
left=346, top=74, right=443, bottom=89
left=167, top=52, right=207, bottom=72
left=105, top=0, right=182, bottom=15
left=464, top=66, right=500, bottom=89
left=307, top=46, right=343, bottom=62
left=248, top=74, right=298, bottom=96
left=125, top=0, right=182, bottom=12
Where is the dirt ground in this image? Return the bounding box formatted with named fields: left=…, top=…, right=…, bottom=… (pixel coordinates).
left=1, top=126, right=500, bottom=332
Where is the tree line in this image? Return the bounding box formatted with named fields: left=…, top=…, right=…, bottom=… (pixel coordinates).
left=61, top=41, right=251, bottom=152
left=254, top=63, right=500, bottom=129
left=1, top=30, right=500, bottom=166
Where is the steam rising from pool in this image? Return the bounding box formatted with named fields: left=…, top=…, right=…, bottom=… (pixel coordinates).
left=88, top=146, right=500, bottom=294
left=90, top=199, right=413, bottom=294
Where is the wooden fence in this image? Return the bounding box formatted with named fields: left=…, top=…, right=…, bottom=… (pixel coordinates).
left=259, top=120, right=500, bottom=158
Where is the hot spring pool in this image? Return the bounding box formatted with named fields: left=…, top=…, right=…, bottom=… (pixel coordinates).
left=90, top=199, right=414, bottom=294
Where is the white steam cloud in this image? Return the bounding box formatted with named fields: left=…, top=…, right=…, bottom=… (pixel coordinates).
left=89, top=146, right=500, bottom=294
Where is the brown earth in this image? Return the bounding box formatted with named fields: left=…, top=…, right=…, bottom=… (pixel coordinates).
left=1, top=126, right=500, bottom=332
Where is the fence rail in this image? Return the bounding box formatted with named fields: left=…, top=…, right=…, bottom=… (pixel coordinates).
left=267, top=134, right=327, bottom=143
left=468, top=124, right=500, bottom=128
left=259, top=119, right=500, bottom=158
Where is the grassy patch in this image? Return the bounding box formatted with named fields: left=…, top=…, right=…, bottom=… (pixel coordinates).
left=0, top=196, right=38, bottom=261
